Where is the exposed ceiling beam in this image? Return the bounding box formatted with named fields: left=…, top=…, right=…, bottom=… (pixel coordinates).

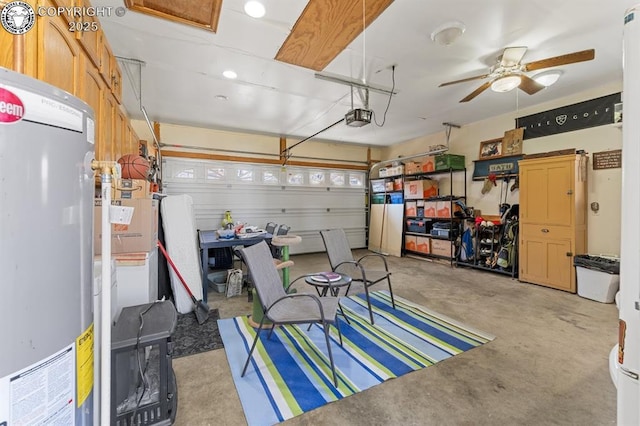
left=275, top=0, right=395, bottom=71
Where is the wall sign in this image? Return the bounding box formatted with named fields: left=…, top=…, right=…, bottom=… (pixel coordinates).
left=592, top=149, right=622, bottom=170
left=472, top=155, right=523, bottom=180
left=516, top=92, right=621, bottom=140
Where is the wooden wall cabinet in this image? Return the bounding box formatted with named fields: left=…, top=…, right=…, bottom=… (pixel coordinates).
left=519, top=154, right=588, bottom=292
left=1, top=0, right=139, bottom=163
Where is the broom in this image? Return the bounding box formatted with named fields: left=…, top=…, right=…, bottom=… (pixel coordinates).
left=157, top=240, right=210, bottom=325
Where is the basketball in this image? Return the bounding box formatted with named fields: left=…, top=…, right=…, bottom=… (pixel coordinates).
left=118, top=154, right=150, bottom=180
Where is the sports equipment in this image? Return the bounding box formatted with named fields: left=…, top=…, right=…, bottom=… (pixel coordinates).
left=118, top=154, right=150, bottom=180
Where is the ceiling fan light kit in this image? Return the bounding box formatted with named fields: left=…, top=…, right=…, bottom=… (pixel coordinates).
left=533, top=69, right=563, bottom=87
left=439, top=47, right=594, bottom=102
left=430, top=21, right=466, bottom=46
left=491, top=75, right=522, bottom=93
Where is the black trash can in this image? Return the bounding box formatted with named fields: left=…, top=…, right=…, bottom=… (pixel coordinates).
left=573, top=255, right=620, bottom=303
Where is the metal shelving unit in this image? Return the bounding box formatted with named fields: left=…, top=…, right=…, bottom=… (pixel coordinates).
left=402, top=167, right=467, bottom=265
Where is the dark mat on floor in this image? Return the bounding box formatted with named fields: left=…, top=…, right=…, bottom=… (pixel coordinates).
left=172, top=309, right=223, bottom=358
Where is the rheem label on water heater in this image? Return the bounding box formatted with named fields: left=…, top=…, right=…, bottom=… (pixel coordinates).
left=0, top=87, right=24, bottom=123
left=0, top=84, right=82, bottom=132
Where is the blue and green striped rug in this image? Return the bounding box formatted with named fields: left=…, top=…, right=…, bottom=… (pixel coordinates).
left=218, top=291, right=494, bottom=425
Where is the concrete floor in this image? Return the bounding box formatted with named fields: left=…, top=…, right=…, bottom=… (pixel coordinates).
left=172, top=250, right=618, bottom=425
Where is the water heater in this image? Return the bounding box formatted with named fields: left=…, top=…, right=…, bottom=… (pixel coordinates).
left=0, top=68, right=95, bottom=424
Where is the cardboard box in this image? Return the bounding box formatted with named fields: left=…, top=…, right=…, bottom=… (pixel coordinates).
left=436, top=201, right=451, bottom=218
left=94, top=198, right=159, bottom=254
left=115, top=179, right=150, bottom=199
left=431, top=239, right=453, bottom=258
left=393, top=177, right=403, bottom=191
left=405, top=201, right=417, bottom=217
left=424, top=201, right=437, bottom=218
left=421, top=156, right=435, bottom=172
left=416, top=236, right=431, bottom=254
left=405, top=161, right=422, bottom=175
left=405, top=235, right=417, bottom=251
left=404, top=179, right=438, bottom=199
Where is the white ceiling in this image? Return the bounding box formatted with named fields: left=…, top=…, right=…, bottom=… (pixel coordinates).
left=93, top=0, right=628, bottom=147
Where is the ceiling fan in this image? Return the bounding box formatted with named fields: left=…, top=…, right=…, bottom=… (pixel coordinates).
left=439, top=47, right=595, bottom=102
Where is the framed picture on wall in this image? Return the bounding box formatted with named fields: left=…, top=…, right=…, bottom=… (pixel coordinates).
left=502, top=128, right=524, bottom=156
left=479, top=138, right=503, bottom=159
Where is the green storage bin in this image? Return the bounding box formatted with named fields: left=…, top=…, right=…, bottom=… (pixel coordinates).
left=435, top=154, right=465, bottom=171
left=372, top=194, right=387, bottom=204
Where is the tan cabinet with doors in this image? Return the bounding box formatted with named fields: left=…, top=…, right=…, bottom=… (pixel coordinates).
left=518, top=153, right=588, bottom=292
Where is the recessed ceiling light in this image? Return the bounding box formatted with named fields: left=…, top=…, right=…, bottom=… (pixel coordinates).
left=430, top=21, right=466, bottom=46
left=214, top=95, right=228, bottom=101
left=491, top=75, right=522, bottom=93
left=244, top=1, right=265, bottom=18
left=533, top=69, right=563, bottom=87
left=223, top=70, right=237, bottom=79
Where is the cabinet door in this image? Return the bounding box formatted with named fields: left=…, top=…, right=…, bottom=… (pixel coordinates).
left=102, top=92, right=116, bottom=161
left=520, top=233, right=573, bottom=292
left=110, top=55, right=123, bottom=103
left=78, top=51, right=103, bottom=158
left=75, top=0, right=101, bottom=68
left=546, top=239, right=574, bottom=292
left=37, top=2, right=80, bottom=95
left=0, top=0, right=18, bottom=70
left=520, top=157, right=574, bottom=226
left=113, top=106, right=126, bottom=161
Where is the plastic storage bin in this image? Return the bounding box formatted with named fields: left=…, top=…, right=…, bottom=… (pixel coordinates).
left=208, top=270, right=228, bottom=293
left=574, top=255, right=620, bottom=303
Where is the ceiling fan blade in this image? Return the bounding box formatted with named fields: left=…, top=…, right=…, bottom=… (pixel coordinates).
left=460, top=81, right=492, bottom=103
left=519, top=74, right=545, bottom=95
left=500, top=46, right=528, bottom=67
left=524, top=49, right=595, bottom=72
left=439, top=74, right=490, bottom=87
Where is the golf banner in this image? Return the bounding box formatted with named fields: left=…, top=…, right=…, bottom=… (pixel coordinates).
left=516, top=92, right=621, bottom=140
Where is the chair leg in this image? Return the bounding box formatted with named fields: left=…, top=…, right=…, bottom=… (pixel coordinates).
left=334, top=315, right=343, bottom=346
left=323, top=323, right=338, bottom=387
left=387, top=277, right=396, bottom=309
left=267, top=323, right=276, bottom=339
left=241, top=317, right=266, bottom=377
left=364, top=284, right=374, bottom=325
left=338, top=301, right=350, bottom=325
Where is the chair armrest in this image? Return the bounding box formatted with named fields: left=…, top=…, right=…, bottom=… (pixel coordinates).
left=274, top=260, right=294, bottom=270
left=333, top=260, right=368, bottom=283
left=357, top=253, right=390, bottom=271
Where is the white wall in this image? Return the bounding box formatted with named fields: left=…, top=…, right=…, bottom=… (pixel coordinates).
left=383, top=82, right=623, bottom=255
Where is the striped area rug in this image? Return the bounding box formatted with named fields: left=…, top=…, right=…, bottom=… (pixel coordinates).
left=218, top=291, right=494, bottom=425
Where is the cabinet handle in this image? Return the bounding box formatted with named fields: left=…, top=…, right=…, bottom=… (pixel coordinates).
left=566, top=252, right=573, bottom=257
left=567, top=189, right=573, bottom=195
left=541, top=228, right=549, bottom=233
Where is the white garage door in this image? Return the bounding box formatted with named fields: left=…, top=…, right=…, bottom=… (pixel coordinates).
left=161, top=157, right=367, bottom=254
